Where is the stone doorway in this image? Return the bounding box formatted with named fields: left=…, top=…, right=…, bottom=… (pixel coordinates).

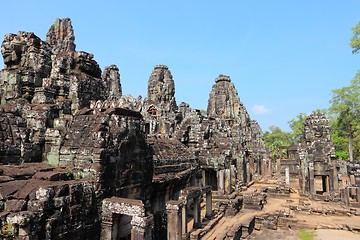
left=205, top=169, right=218, bottom=191
left=112, top=214, right=132, bottom=240
left=101, top=197, right=153, bottom=240
left=314, top=175, right=329, bottom=194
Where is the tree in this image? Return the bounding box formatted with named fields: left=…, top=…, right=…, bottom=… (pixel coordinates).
left=329, top=73, right=360, bottom=161
left=350, top=21, right=360, bottom=54
left=288, top=113, right=307, bottom=144
left=331, top=132, right=349, bottom=160
left=264, top=125, right=292, bottom=160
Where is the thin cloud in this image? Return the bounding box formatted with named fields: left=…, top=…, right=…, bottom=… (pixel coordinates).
left=252, top=104, right=271, bottom=115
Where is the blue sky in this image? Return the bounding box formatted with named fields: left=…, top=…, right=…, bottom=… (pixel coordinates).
left=1, top=1, right=359, bottom=131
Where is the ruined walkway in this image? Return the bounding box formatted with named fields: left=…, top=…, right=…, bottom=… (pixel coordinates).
left=199, top=179, right=360, bottom=240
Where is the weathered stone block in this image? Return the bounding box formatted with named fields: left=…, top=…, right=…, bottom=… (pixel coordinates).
left=5, top=200, right=27, bottom=212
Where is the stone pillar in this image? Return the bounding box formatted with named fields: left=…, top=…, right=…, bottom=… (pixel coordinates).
left=350, top=175, right=356, bottom=186
left=276, top=159, right=281, bottom=185
left=355, top=175, right=360, bottom=186
left=100, top=214, right=113, bottom=240
left=356, top=187, right=360, bottom=203
left=330, top=168, right=337, bottom=192
left=340, top=188, right=350, bottom=206
left=193, top=197, right=201, bottom=228
left=345, top=188, right=350, bottom=206
left=329, top=167, right=340, bottom=192
left=131, top=215, right=153, bottom=240
left=166, top=200, right=183, bottom=240
left=230, top=165, right=237, bottom=191
left=285, top=167, right=290, bottom=187
left=206, top=191, right=212, bottom=217
left=246, top=162, right=251, bottom=184
left=218, top=170, right=225, bottom=194
left=201, top=170, right=206, bottom=187
left=181, top=204, right=187, bottom=239
left=261, top=157, right=267, bottom=178
left=224, top=168, right=231, bottom=194
left=309, top=163, right=315, bottom=195
left=325, top=176, right=330, bottom=193
left=268, top=157, right=272, bottom=177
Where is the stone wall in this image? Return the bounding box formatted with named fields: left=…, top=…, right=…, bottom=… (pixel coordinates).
left=0, top=164, right=99, bottom=240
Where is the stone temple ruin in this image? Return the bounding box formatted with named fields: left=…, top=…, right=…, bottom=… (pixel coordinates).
left=0, top=18, right=359, bottom=240
left=298, top=114, right=340, bottom=196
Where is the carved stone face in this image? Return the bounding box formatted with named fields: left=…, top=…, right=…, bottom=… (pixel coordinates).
left=302, top=114, right=331, bottom=143
left=1, top=32, right=49, bottom=73
left=1, top=34, right=22, bottom=67
left=313, top=125, right=323, bottom=138
left=215, top=92, right=226, bottom=115
left=147, top=66, right=175, bottom=105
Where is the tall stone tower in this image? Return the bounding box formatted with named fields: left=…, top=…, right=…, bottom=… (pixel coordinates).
left=298, top=113, right=339, bottom=196
left=207, top=74, right=242, bottom=120
left=142, top=65, right=179, bottom=135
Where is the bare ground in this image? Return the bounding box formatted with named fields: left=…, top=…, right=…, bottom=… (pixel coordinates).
left=250, top=229, right=360, bottom=240
left=200, top=178, right=360, bottom=240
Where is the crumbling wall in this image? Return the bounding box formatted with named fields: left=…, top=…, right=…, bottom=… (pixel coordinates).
left=0, top=164, right=99, bottom=240
left=56, top=108, right=153, bottom=201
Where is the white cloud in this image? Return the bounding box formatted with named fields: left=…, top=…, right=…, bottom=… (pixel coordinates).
left=252, top=104, right=271, bottom=115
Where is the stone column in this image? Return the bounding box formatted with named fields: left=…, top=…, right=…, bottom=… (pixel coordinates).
left=224, top=168, right=231, bottom=194
left=218, top=170, right=225, bottom=194
left=276, top=159, right=281, bottom=177
left=193, top=197, right=201, bottom=228
left=355, top=175, right=360, bottom=187
left=166, top=200, right=183, bottom=240
left=350, top=175, right=356, bottom=186
left=206, top=191, right=212, bottom=218
left=268, top=157, right=272, bottom=177
left=350, top=187, right=357, bottom=198
left=230, top=165, right=237, bottom=191
left=356, top=187, right=360, bottom=203
left=344, top=188, right=350, bottom=206
left=285, top=167, right=290, bottom=187
left=340, top=188, right=350, bottom=206
left=201, top=170, right=206, bottom=187
left=131, top=215, right=153, bottom=240
left=100, top=213, right=113, bottom=240
left=181, top=204, right=187, bottom=239
left=246, top=162, right=251, bottom=184
left=276, top=159, right=281, bottom=185
left=325, top=176, right=330, bottom=193
left=309, top=162, right=315, bottom=195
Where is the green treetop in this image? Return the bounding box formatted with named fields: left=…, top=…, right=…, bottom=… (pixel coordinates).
left=329, top=74, right=360, bottom=161
left=351, top=21, right=360, bottom=54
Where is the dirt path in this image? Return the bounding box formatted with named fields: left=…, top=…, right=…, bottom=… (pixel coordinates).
left=251, top=229, right=360, bottom=240
left=315, top=229, right=360, bottom=240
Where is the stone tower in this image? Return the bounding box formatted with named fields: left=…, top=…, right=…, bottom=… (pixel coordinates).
left=102, top=64, right=122, bottom=100
left=298, top=113, right=339, bottom=196
left=147, top=64, right=176, bottom=111
left=207, top=74, right=242, bottom=120
left=142, top=65, right=179, bottom=135
left=46, top=18, right=76, bottom=53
